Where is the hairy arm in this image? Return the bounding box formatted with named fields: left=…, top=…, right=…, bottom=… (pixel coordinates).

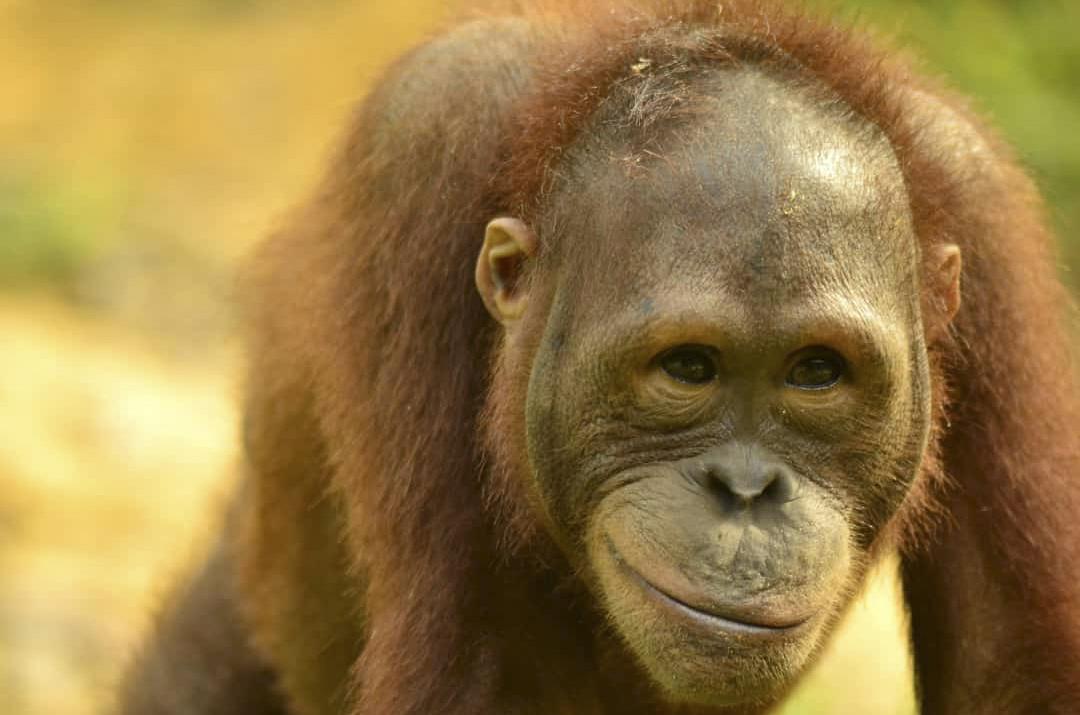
left=113, top=530, right=288, bottom=715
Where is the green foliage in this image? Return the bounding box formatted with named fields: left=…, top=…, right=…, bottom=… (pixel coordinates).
left=0, top=172, right=115, bottom=291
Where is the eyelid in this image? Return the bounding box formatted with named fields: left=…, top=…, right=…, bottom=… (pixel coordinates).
left=785, top=349, right=847, bottom=390
left=656, top=344, right=721, bottom=384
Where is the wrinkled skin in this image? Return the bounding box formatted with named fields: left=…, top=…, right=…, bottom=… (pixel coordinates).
left=482, top=68, right=934, bottom=706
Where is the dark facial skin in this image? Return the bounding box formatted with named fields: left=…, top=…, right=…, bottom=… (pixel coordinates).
left=481, top=67, right=933, bottom=707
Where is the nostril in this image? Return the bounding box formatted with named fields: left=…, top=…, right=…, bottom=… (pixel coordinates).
left=698, top=467, right=766, bottom=510
left=761, top=470, right=795, bottom=503
left=701, top=464, right=797, bottom=509
left=762, top=476, right=782, bottom=502
left=684, top=449, right=800, bottom=510
left=762, top=465, right=803, bottom=505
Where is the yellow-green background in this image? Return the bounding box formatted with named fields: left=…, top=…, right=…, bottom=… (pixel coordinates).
left=1, top=1, right=1077, bottom=714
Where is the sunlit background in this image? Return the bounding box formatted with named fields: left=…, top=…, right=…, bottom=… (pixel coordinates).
left=1, top=1, right=1077, bottom=714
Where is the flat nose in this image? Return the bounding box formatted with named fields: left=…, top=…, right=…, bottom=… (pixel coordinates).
left=691, top=446, right=798, bottom=509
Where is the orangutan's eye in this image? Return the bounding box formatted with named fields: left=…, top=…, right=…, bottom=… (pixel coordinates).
left=659, top=345, right=718, bottom=385
left=786, top=351, right=845, bottom=390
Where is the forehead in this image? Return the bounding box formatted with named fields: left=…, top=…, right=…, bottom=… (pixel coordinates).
left=543, top=67, right=919, bottom=323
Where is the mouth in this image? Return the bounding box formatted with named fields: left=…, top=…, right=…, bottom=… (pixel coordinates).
left=605, top=536, right=811, bottom=637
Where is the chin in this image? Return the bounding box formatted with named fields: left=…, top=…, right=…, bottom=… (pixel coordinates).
left=586, top=525, right=839, bottom=707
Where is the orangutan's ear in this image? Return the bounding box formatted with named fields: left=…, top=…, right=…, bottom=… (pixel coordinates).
left=926, top=243, right=962, bottom=341
left=476, top=217, right=538, bottom=324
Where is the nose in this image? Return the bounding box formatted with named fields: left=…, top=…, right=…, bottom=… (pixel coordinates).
left=691, top=446, right=798, bottom=510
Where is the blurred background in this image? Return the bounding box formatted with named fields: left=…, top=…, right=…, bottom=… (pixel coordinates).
left=0, top=1, right=1076, bottom=713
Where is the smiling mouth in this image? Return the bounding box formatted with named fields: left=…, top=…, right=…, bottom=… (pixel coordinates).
left=606, top=537, right=810, bottom=637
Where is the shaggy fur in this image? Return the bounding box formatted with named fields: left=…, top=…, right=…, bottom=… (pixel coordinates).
left=118, top=2, right=1080, bottom=714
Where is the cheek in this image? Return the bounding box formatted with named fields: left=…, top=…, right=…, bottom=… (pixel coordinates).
left=779, top=361, right=931, bottom=518
left=522, top=332, right=630, bottom=546
left=521, top=330, right=577, bottom=537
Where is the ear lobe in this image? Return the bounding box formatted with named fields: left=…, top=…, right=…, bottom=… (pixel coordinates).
left=476, top=217, right=538, bottom=324
left=926, top=243, right=962, bottom=342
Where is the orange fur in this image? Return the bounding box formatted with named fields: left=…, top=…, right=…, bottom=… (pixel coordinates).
left=227, top=2, right=1080, bottom=713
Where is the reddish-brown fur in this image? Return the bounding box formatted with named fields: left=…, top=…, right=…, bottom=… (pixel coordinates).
left=119, top=2, right=1080, bottom=714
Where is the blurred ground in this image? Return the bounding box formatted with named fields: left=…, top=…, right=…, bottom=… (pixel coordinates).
left=1, top=1, right=1077, bottom=714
